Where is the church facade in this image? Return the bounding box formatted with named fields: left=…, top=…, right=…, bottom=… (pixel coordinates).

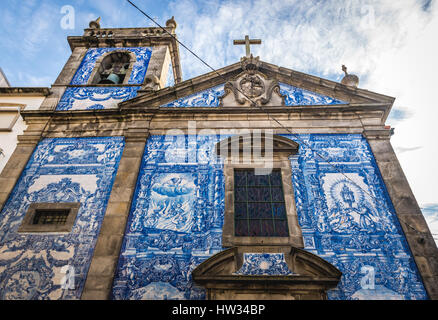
left=0, top=19, right=437, bottom=300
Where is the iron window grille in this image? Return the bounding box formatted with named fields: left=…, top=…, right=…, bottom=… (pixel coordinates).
left=234, top=169, right=289, bottom=237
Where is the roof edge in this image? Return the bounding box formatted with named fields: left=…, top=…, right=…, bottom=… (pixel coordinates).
left=0, top=87, right=51, bottom=97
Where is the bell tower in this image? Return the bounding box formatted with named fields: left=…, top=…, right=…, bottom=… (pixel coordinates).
left=40, top=17, right=182, bottom=111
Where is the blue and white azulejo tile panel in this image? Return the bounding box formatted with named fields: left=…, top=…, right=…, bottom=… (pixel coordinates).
left=111, top=134, right=225, bottom=300
left=110, top=133, right=427, bottom=300
left=56, top=86, right=140, bottom=111
left=234, top=253, right=293, bottom=276
left=279, top=83, right=347, bottom=106
left=160, top=83, right=346, bottom=108
left=286, top=134, right=427, bottom=300
left=70, top=47, right=152, bottom=85
left=0, top=137, right=124, bottom=300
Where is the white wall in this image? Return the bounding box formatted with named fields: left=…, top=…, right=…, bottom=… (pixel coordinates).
left=0, top=96, right=45, bottom=173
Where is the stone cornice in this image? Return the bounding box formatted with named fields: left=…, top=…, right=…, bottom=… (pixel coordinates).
left=0, top=87, right=50, bottom=97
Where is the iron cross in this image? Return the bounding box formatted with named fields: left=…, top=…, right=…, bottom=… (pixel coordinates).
left=233, top=35, right=262, bottom=57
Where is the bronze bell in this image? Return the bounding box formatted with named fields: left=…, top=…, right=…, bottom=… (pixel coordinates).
left=99, top=73, right=121, bottom=84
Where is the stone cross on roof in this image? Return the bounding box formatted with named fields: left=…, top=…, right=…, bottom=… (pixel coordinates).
left=233, top=35, right=261, bottom=58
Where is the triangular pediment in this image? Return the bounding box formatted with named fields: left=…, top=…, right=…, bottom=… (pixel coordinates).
left=158, top=82, right=347, bottom=108
left=120, top=57, right=395, bottom=117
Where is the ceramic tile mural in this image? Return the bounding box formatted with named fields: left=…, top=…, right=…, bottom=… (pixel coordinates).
left=0, top=137, right=124, bottom=300
left=70, top=47, right=152, bottom=85
left=56, top=47, right=152, bottom=111
left=286, top=134, right=427, bottom=300
left=165, top=62, right=175, bottom=88
left=234, top=253, right=293, bottom=276
left=160, top=83, right=347, bottom=108
left=56, top=87, right=140, bottom=111
left=160, top=85, right=225, bottom=108
left=111, top=134, right=225, bottom=300
left=111, top=133, right=427, bottom=300
left=279, top=83, right=347, bottom=106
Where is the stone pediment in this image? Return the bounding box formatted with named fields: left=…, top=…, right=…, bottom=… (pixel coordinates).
left=192, top=246, right=342, bottom=300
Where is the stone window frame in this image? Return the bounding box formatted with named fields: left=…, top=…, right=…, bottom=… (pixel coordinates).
left=88, top=50, right=137, bottom=86
left=217, top=134, right=304, bottom=248
left=18, top=202, right=81, bottom=233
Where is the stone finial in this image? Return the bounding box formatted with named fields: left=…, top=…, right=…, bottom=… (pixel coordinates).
left=240, top=54, right=261, bottom=74
left=166, top=16, right=177, bottom=29
left=341, top=65, right=359, bottom=88
left=89, top=17, right=101, bottom=29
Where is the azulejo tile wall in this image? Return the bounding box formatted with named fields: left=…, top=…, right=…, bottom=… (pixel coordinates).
left=70, top=47, right=152, bottom=85
left=111, top=133, right=427, bottom=300
left=111, top=135, right=225, bottom=300
left=160, top=83, right=347, bottom=108
left=278, top=83, right=347, bottom=106
left=234, top=253, right=293, bottom=276
left=56, top=87, right=140, bottom=111
left=160, top=85, right=226, bottom=108
left=0, top=137, right=124, bottom=300
left=286, top=134, right=427, bottom=300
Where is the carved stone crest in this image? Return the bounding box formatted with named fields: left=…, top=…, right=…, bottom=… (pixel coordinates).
left=239, top=74, right=265, bottom=98
left=221, top=56, right=285, bottom=107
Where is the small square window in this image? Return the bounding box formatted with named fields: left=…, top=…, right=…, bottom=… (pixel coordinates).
left=18, top=203, right=80, bottom=233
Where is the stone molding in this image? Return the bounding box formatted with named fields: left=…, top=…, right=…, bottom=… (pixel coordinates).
left=192, top=246, right=342, bottom=300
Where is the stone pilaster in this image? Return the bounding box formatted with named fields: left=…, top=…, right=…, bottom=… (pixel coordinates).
left=81, top=132, right=147, bottom=300
left=366, top=133, right=438, bottom=300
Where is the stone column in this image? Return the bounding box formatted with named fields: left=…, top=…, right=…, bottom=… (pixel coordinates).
left=81, top=131, right=147, bottom=300
left=366, top=132, right=438, bottom=300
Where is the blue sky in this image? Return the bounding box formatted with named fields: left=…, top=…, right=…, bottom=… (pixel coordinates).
left=1, top=0, right=437, bottom=241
